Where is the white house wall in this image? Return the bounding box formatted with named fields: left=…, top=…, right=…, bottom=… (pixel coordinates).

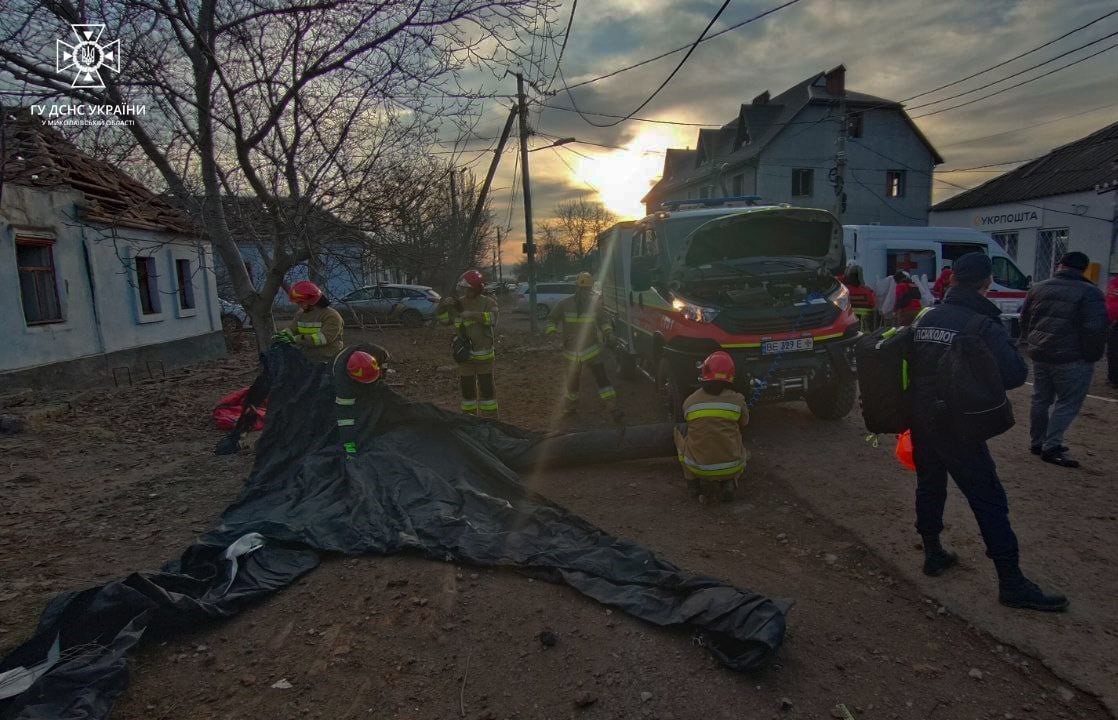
left=2, top=183, right=222, bottom=375
left=930, top=189, right=1115, bottom=289
left=1, top=185, right=101, bottom=371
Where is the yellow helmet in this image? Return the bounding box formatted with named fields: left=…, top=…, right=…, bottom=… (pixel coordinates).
left=576, top=272, right=594, bottom=288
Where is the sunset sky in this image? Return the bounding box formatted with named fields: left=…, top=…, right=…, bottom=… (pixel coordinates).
left=457, top=0, right=1118, bottom=269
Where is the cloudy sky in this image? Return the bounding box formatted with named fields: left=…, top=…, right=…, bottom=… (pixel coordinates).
left=455, top=0, right=1118, bottom=268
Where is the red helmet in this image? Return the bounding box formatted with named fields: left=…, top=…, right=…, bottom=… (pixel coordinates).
left=346, top=351, right=381, bottom=384
left=457, top=269, right=485, bottom=291
left=699, top=351, right=735, bottom=383
left=289, top=280, right=322, bottom=306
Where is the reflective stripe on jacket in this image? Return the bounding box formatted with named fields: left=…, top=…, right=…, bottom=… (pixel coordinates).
left=674, top=387, right=749, bottom=480
left=547, top=294, right=611, bottom=359
left=288, top=305, right=344, bottom=361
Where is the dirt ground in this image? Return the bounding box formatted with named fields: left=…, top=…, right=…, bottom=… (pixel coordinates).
left=1, top=315, right=1116, bottom=720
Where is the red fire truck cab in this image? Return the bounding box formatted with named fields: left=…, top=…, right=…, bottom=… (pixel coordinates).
left=597, top=198, right=859, bottom=420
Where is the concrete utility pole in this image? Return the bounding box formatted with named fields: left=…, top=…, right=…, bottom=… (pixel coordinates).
left=496, top=227, right=503, bottom=282
left=516, top=72, right=538, bottom=333
left=833, top=93, right=847, bottom=224
left=463, top=105, right=517, bottom=258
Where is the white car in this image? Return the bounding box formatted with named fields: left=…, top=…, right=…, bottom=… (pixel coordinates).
left=513, top=281, right=577, bottom=320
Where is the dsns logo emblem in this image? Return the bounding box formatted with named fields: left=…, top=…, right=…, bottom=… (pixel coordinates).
left=56, top=24, right=120, bottom=89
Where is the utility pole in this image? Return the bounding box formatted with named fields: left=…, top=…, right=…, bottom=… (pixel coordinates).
left=516, top=72, right=538, bottom=333
left=463, top=104, right=517, bottom=258
left=496, top=227, right=503, bottom=282
left=833, top=94, right=847, bottom=224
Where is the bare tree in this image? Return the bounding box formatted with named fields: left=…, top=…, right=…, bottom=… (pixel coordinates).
left=554, top=197, right=615, bottom=263
left=0, top=0, right=556, bottom=348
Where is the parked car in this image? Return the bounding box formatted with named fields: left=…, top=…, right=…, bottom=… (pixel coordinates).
left=513, top=281, right=577, bottom=319
left=219, top=298, right=250, bottom=331
left=338, top=284, right=441, bottom=327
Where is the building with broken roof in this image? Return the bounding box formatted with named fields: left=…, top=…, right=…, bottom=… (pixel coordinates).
left=0, top=108, right=224, bottom=389
left=931, top=121, right=1118, bottom=287
left=642, top=66, right=943, bottom=226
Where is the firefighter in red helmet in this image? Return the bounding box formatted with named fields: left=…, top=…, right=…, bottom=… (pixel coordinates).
left=332, top=343, right=389, bottom=457
left=279, top=280, right=344, bottom=361
left=672, top=351, right=750, bottom=504
left=437, top=269, right=500, bottom=417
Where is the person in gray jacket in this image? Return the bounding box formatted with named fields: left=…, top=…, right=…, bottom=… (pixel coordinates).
left=1019, top=251, right=1109, bottom=468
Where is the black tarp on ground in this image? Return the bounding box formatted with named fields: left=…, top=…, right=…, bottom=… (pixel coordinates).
left=0, top=346, right=789, bottom=719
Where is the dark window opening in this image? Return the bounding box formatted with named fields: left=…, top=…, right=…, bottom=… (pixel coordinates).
left=17, top=238, right=63, bottom=325
left=886, top=170, right=906, bottom=198
left=732, top=174, right=745, bottom=196
left=792, top=168, right=813, bottom=197
left=175, top=259, right=196, bottom=310
left=136, top=256, right=161, bottom=315
left=847, top=112, right=863, bottom=138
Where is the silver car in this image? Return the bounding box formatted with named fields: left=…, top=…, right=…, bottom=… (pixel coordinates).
left=513, top=281, right=576, bottom=320
left=339, top=284, right=441, bottom=327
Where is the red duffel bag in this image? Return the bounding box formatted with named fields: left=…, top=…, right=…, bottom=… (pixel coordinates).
left=213, top=387, right=267, bottom=431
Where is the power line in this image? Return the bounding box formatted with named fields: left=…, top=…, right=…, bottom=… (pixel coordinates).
left=560, top=0, right=803, bottom=92
left=938, top=102, right=1118, bottom=148
left=536, top=102, right=722, bottom=127
left=902, top=7, right=1118, bottom=103
left=544, top=0, right=578, bottom=94
left=849, top=138, right=1113, bottom=222
left=907, top=27, right=1118, bottom=111
left=848, top=169, right=929, bottom=222
left=551, top=145, right=602, bottom=194
left=912, top=40, right=1118, bottom=119
left=557, top=0, right=737, bottom=128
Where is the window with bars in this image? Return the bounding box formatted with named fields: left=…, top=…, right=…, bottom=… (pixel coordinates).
left=16, top=238, right=63, bottom=325
left=1034, top=228, right=1069, bottom=282
left=990, top=232, right=1019, bottom=261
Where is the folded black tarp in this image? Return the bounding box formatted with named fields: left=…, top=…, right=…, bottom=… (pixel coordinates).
left=0, top=346, right=789, bottom=719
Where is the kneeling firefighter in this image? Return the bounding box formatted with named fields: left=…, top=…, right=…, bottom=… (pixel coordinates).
left=276, top=280, right=345, bottom=362
left=332, top=344, right=389, bottom=457
left=546, top=272, right=622, bottom=422
left=437, top=269, right=499, bottom=417
left=673, top=351, right=749, bottom=504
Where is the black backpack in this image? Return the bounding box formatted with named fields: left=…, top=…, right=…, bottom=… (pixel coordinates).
left=855, top=323, right=918, bottom=434
left=934, top=315, right=1015, bottom=440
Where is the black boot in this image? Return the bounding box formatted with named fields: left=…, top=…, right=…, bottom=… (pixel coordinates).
left=921, top=534, right=958, bottom=577
left=994, top=560, right=1069, bottom=612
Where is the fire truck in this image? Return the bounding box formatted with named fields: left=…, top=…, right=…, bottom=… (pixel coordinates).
left=596, top=197, right=859, bottom=420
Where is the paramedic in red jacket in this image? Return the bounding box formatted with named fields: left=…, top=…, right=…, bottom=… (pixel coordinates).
left=932, top=267, right=953, bottom=303
left=1107, top=275, right=1118, bottom=387
left=894, top=271, right=923, bottom=325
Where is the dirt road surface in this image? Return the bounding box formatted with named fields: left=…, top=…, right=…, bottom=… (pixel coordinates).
left=1, top=318, right=1115, bottom=720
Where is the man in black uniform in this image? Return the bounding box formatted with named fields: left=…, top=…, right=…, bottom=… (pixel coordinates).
left=909, top=252, right=1067, bottom=612
left=332, top=343, right=390, bottom=457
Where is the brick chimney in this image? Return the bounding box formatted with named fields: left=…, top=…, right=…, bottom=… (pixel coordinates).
left=824, top=65, right=846, bottom=96
left=752, top=90, right=770, bottom=105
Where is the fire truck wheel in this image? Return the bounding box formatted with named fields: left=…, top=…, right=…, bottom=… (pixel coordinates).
left=805, top=376, right=857, bottom=420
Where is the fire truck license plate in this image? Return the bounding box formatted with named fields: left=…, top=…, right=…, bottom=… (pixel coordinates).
left=761, top=337, right=814, bottom=355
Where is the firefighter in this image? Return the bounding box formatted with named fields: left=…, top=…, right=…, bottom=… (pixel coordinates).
left=546, top=272, right=623, bottom=422
left=332, top=344, right=389, bottom=457
left=672, top=351, right=749, bottom=504
left=277, top=280, right=344, bottom=362
left=437, top=269, right=499, bottom=417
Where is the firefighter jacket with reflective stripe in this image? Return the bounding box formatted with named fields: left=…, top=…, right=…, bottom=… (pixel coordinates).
left=547, top=294, right=611, bottom=362
left=674, top=387, right=749, bottom=479
left=287, top=305, right=344, bottom=361
left=438, top=294, right=498, bottom=362
left=331, top=343, right=389, bottom=455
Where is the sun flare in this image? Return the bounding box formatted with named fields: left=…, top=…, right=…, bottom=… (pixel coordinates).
left=571, top=126, right=693, bottom=220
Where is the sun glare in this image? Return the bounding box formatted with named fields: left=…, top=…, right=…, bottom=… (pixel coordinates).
left=573, top=126, right=692, bottom=220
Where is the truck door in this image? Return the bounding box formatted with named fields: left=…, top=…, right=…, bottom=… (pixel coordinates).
left=629, top=226, right=660, bottom=358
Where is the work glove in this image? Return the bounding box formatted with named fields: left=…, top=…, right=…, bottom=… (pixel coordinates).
left=272, top=329, right=296, bottom=344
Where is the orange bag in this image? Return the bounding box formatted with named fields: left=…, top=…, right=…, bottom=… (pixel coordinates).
left=895, top=430, right=916, bottom=471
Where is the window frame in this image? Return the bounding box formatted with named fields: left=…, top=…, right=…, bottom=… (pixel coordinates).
left=174, top=257, right=196, bottom=311
left=16, top=236, right=64, bottom=326
left=791, top=168, right=814, bottom=197
left=847, top=112, right=864, bottom=139
left=990, top=231, right=1019, bottom=262
left=134, top=254, right=162, bottom=317
left=885, top=170, right=906, bottom=198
